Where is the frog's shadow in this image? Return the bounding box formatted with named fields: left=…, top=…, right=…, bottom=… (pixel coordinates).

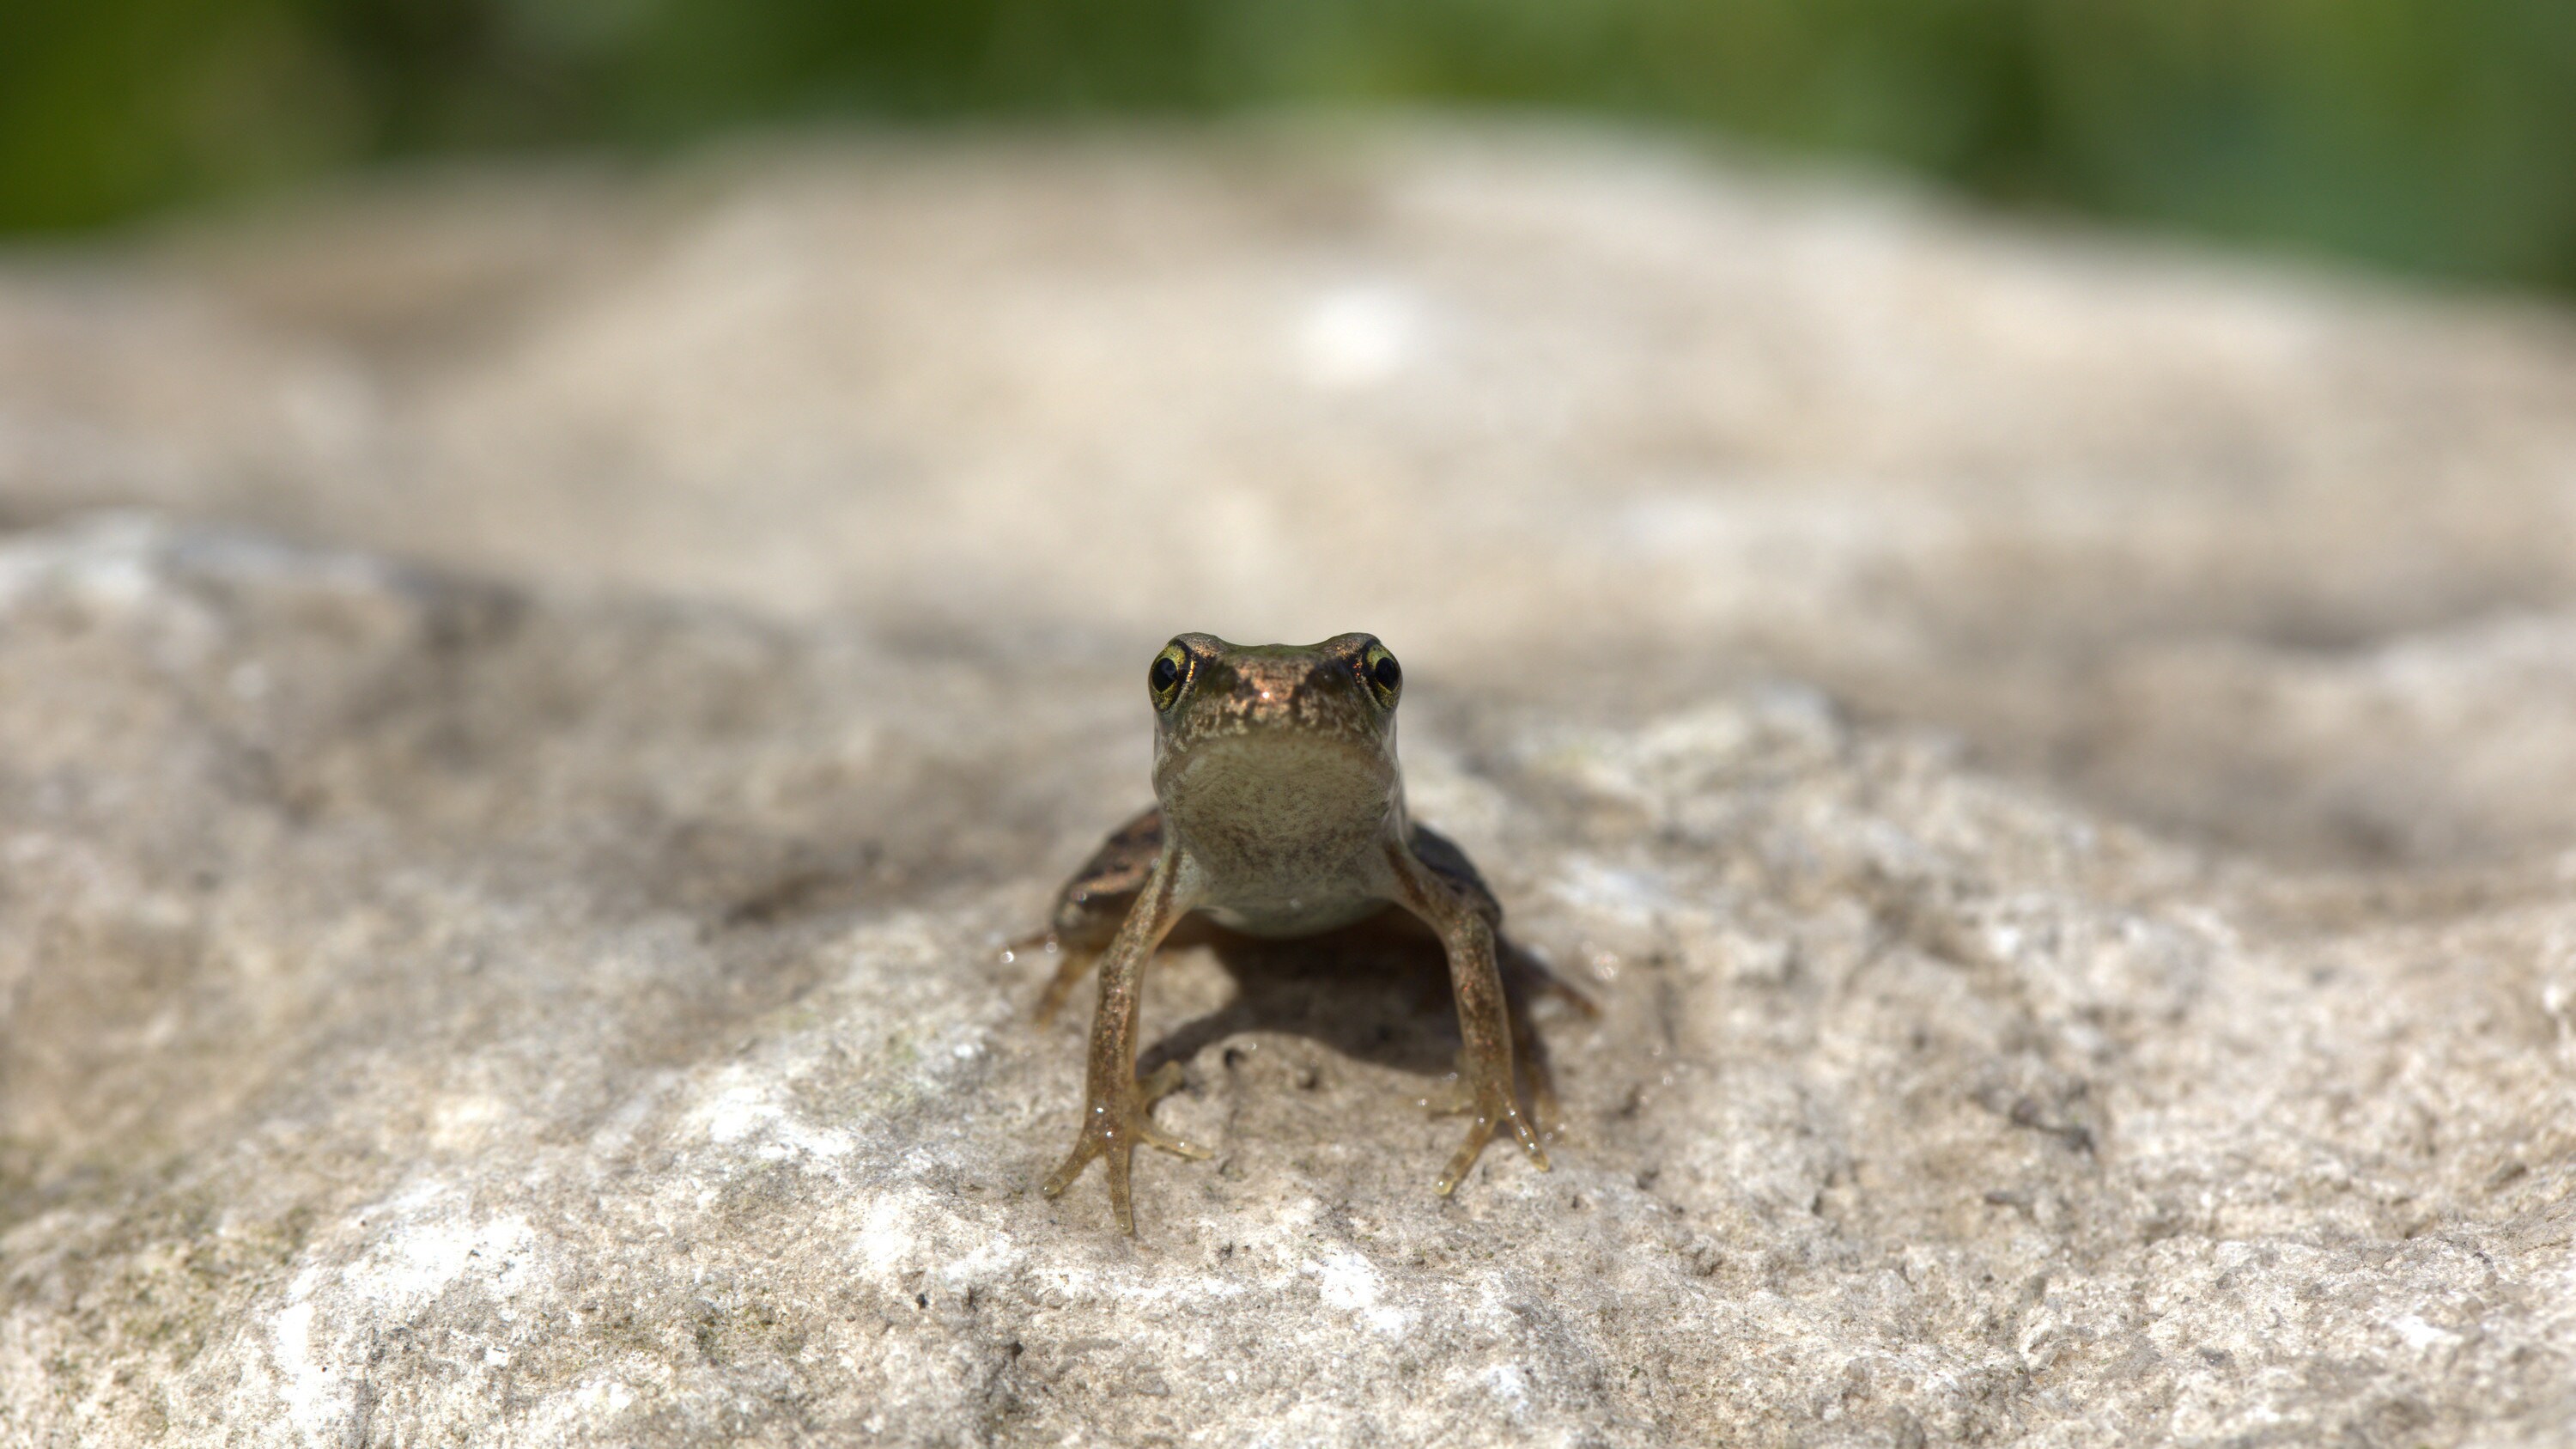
left=1132, top=910, right=1581, bottom=1098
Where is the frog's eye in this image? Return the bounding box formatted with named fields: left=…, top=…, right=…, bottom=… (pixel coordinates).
left=1148, top=642, right=1190, bottom=709
left=1360, top=643, right=1402, bottom=708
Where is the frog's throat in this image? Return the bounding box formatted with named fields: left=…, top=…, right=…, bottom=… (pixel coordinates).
left=1154, top=731, right=1401, bottom=890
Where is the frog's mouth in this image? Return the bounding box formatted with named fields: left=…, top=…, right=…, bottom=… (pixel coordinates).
left=1157, top=730, right=1400, bottom=875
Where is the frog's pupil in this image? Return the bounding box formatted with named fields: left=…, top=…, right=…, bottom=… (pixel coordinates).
left=1370, top=654, right=1401, bottom=691
left=1150, top=654, right=1181, bottom=695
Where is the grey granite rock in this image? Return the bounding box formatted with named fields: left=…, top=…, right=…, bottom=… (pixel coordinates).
left=2, top=130, right=2573, bottom=1445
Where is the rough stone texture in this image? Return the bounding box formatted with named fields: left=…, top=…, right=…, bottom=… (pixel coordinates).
left=2, top=128, right=2574, bottom=1445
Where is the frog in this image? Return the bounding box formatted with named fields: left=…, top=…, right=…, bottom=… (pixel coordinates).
left=1022, top=631, right=1583, bottom=1234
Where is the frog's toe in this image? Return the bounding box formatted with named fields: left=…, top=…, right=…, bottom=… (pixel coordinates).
left=1136, top=1061, right=1212, bottom=1159
left=1041, top=1129, right=1108, bottom=1201
left=1433, top=1116, right=1493, bottom=1196
left=1139, top=1123, right=1212, bottom=1161
left=1104, top=1137, right=1138, bottom=1235
left=1432, top=1092, right=1549, bottom=1196
left=1527, top=1075, right=1566, bottom=1137
left=1139, top=1059, right=1187, bottom=1103
left=1044, top=1121, right=1149, bottom=1235
left=1044, top=1067, right=1211, bottom=1233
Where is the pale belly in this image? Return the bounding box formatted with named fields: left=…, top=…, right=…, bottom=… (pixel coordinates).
left=1199, top=893, right=1392, bottom=939
left=1159, top=733, right=1407, bottom=939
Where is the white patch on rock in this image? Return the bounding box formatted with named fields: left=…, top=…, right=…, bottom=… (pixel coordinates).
left=259, top=1191, right=546, bottom=1442
left=2388, top=1313, right=2459, bottom=1351
left=1307, top=1250, right=1412, bottom=1338
left=1292, top=282, right=1426, bottom=389
left=269, top=1270, right=331, bottom=1442
left=858, top=1192, right=918, bottom=1275
left=690, top=1068, right=856, bottom=1160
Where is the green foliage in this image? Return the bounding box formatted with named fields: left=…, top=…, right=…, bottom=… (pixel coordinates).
left=3, top=0, right=2572, bottom=290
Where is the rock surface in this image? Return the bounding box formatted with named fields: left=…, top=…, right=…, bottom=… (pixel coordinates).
left=3, top=128, right=2574, bottom=1446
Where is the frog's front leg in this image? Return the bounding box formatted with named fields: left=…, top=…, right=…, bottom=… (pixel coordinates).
left=1041, top=846, right=1210, bottom=1234
left=1388, top=845, right=1549, bottom=1194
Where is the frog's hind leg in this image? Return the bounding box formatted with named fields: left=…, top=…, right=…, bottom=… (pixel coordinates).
left=1419, top=950, right=1571, bottom=1136
left=1502, top=936, right=1601, bottom=1020
left=1031, top=947, right=1102, bottom=1026
left=1018, top=807, right=1164, bottom=1022
left=1498, top=937, right=1600, bottom=1135
left=1501, top=948, right=1565, bottom=1135
left=1002, top=925, right=1106, bottom=1025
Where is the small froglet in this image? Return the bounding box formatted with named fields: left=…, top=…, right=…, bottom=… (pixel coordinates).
left=1024, top=632, right=1576, bottom=1234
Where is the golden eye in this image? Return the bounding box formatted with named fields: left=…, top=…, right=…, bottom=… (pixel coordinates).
left=1148, top=642, right=1189, bottom=709
left=1360, top=643, right=1401, bottom=708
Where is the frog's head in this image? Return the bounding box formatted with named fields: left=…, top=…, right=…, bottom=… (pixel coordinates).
left=1146, top=632, right=1406, bottom=873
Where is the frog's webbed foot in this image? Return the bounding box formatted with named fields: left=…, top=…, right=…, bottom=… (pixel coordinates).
left=1041, top=1061, right=1210, bottom=1234
left=1433, top=1051, right=1549, bottom=1196
left=1427, top=1038, right=1567, bottom=1139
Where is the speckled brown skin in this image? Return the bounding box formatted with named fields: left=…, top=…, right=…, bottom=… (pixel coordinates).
left=1030, top=633, right=1558, bottom=1234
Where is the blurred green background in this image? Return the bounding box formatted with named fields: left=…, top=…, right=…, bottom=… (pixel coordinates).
left=4, top=0, right=2572, bottom=292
